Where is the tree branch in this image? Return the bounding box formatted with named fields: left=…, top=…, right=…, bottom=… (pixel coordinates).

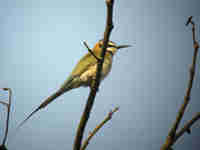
left=72, top=1, right=115, bottom=150
left=174, top=112, right=200, bottom=143
left=83, top=41, right=101, bottom=61
left=81, top=107, right=119, bottom=150
left=0, top=88, right=12, bottom=147
left=161, top=16, right=199, bottom=150
left=0, top=101, right=9, bottom=108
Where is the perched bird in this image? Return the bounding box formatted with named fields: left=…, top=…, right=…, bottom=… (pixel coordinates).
left=17, top=40, right=131, bottom=129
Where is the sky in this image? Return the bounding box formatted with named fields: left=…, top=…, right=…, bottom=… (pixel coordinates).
left=0, top=0, right=200, bottom=150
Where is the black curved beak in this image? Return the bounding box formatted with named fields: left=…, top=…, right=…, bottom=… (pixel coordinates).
left=117, top=45, right=132, bottom=49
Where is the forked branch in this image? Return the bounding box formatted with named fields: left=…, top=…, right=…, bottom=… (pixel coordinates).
left=81, top=107, right=119, bottom=150
left=83, top=41, right=101, bottom=61
left=160, top=16, right=199, bottom=150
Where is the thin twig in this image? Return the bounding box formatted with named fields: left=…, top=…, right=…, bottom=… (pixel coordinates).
left=0, top=88, right=12, bottom=146
left=0, top=101, right=9, bottom=107
left=174, top=112, right=200, bottom=143
left=83, top=41, right=101, bottom=61
left=73, top=1, right=115, bottom=150
left=160, top=16, right=199, bottom=150
left=81, top=107, right=119, bottom=150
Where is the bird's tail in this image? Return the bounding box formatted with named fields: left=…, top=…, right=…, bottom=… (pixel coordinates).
left=8, top=78, right=75, bottom=142
left=15, top=87, right=66, bottom=133
left=8, top=88, right=67, bottom=142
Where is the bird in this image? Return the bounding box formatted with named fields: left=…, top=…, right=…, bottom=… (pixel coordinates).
left=16, top=40, right=131, bottom=130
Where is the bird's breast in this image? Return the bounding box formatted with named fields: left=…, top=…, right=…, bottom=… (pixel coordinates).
left=80, top=58, right=112, bottom=86
left=101, top=58, right=112, bottom=79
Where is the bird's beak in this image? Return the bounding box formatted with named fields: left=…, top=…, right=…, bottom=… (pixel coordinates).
left=117, top=45, right=132, bottom=49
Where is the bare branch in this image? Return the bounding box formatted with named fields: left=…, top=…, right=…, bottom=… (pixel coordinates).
left=81, top=107, right=119, bottom=150
left=160, top=16, right=199, bottom=150
left=83, top=41, right=101, bottom=61
left=186, top=16, right=193, bottom=26
left=0, top=101, right=9, bottom=108
left=73, top=1, right=115, bottom=150
left=174, top=112, right=200, bottom=143
left=0, top=88, right=12, bottom=146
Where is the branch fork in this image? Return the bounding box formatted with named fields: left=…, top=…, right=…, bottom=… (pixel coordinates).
left=161, top=16, right=200, bottom=150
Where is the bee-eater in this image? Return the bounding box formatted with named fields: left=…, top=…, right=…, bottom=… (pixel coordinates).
left=17, top=40, right=131, bottom=129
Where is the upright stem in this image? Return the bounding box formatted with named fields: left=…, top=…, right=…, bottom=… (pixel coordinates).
left=72, top=1, right=115, bottom=150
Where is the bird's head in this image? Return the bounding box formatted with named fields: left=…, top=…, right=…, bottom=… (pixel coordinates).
left=93, top=40, right=131, bottom=56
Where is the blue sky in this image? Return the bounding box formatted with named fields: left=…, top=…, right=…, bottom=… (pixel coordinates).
left=0, top=0, right=200, bottom=150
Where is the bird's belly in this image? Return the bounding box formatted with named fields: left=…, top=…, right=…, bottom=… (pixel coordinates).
left=80, top=61, right=112, bottom=86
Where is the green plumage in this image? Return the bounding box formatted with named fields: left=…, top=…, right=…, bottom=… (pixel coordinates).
left=71, top=53, right=98, bottom=76
left=16, top=40, right=131, bottom=131
left=61, top=52, right=98, bottom=90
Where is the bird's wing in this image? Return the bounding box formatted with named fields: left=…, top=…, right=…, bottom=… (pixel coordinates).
left=70, top=52, right=98, bottom=76
left=60, top=53, right=98, bottom=90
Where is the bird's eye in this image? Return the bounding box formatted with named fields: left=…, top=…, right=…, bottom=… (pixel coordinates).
left=99, top=41, right=116, bottom=48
